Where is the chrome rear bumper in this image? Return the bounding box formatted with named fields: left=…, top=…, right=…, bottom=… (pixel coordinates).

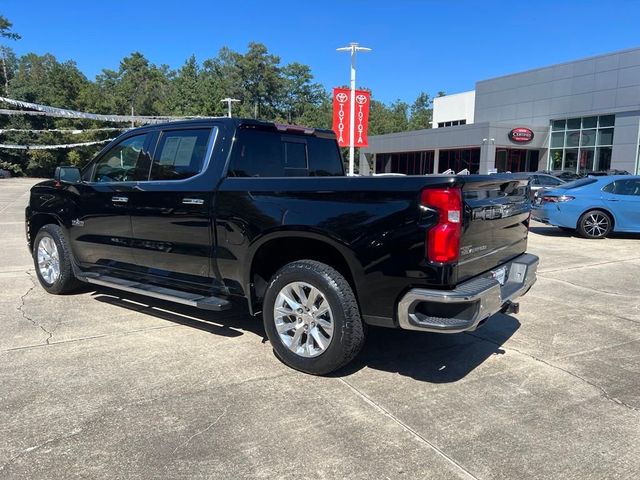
left=397, top=253, right=538, bottom=333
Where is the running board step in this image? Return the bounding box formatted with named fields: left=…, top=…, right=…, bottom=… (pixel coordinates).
left=83, top=275, right=232, bottom=311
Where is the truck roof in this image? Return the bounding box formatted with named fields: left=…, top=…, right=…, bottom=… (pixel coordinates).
left=136, top=117, right=337, bottom=139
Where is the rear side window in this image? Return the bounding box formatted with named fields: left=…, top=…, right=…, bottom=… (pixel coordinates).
left=538, top=175, right=563, bottom=186
left=604, top=179, right=640, bottom=195
left=150, top=128, right=212, bottom=180
left=307, top=137, right=344, bottom=176
left=228, top=128, right=344, bottom=177
left=229, top=129, right=285, bottom=177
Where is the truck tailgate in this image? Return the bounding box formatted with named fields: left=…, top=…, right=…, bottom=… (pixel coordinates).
left=458, top=176, right=531, bottom=282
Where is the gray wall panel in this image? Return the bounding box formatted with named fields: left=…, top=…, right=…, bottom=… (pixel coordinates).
left=618, top=50, right=640, bottom=68
left=475, top=48, right=640, bottom=125
left=595, top=54, right=619, bottom=72
left=615, top=86, right=640, bottom=107
left=618, top=65, right=640, bottom=87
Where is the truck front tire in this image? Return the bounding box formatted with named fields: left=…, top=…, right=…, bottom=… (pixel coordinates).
left=33, top=224, right=81, bottom=294
left=263, top=260, right=365, bottom=375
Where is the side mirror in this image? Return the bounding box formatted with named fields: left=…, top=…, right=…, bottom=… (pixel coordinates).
left=54, top=166, right=82, bottom=184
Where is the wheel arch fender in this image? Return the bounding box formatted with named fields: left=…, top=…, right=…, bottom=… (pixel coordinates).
left=28, top=212, right=68, bottom=252
left=579, top=206, right=617, bottom=230
left=243, top=229, right=364, bottom=315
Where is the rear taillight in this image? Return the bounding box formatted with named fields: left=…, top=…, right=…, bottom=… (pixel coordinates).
left=421, top=187, right=462, bottom=263
left=541, top=195, right=574, bottom=203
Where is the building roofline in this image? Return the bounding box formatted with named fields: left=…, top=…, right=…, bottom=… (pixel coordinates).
left=433, top=90, right=475, bottom=99
left=477, top=46, right=640, bottom=85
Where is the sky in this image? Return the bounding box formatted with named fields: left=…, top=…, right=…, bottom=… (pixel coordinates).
left=3, top=0, right=640, bottom=104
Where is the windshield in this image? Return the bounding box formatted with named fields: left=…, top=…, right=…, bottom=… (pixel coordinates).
left=560, top=178, right=598, bottom=190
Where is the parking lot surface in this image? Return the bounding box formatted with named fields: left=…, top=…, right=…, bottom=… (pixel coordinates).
left=1, top=178, right=639, bottom=479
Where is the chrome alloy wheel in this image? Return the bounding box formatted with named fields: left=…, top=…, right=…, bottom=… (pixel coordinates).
left=273, top=281, right=334, bottom=358
left=584, top=212, right=610, bottom=237
left=37, top=236, right=60, bottom=284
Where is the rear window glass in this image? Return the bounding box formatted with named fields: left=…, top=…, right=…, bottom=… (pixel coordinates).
left=150, top=128, right=212, bottom=180
left=284, top=141, right=307, bottom=169
left=562, top=178, right=598, bottom=189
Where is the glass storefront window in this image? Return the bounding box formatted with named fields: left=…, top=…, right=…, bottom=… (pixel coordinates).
left=566, top=131, right=581, bottom=147
left=551, top=132, right=564, bottom=148
left=376, top=150, right=434, bottom=175
left=438, top=148, right=480, bottom=174
left=596, top=147, right=612, bottom=171
left=549, top=115, right=615, bottom=173
left=581, top=129, right=596, bottom=147
left=578, top=148, right=595, bottom=174
left=550, top=149, right=563, bottom=169
left=599, top=115, right=615, bottom=127
left=564, top=149, right=578, bottom=171
left=598, top=128, right=614, bottom=145
left=566, top=118, right=581, bottom=129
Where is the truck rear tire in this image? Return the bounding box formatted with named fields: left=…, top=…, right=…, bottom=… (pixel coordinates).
left=263, top=260, right=365, bottom=375
left=33, top=224, right=81, bottom=294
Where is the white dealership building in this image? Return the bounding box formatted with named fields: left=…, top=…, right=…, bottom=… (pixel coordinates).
left=361, top=47, right=640, bottom=176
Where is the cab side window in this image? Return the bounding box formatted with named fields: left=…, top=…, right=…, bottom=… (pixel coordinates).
left=228, top=128, right=344, bottom=177
left=92, top=134, right=150, bottom=183
left=150, top=128, right=212, bottom=181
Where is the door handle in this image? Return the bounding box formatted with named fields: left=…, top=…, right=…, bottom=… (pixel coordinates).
left=112, top=196, right=129, bottom=203
left=182, top=198, right=205, bottom=205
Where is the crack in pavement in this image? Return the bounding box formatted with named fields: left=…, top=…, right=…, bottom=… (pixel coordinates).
left=538, top=256, right=640, bottom=275
left=337, top=377, right=479, bottom=480
left=16, top=271, right=54, bottom=345
left=171, top=406, right=229, bottom=455
left=538, top=275, right=638, bottom=299
left=526, top=292, right=640, bottom=327
left=0, top=427, right=85, bottom=474
left=465, top=331, right=639, bottom=414
left=1, top=323, right=183, bottom=353
left=0, top=373, right=286, bottom=474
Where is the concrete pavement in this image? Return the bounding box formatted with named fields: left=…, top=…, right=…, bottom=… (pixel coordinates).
left=1, top=178, right=638, bottom=479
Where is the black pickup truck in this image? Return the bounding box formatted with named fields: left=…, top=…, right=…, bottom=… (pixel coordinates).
left=25, top=118, right=538, bottom=374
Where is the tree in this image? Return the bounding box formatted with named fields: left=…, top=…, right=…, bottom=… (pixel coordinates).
left=279, top=62, right=325, bottom=123
left=10, top=54, right=90, bottom=109
left=0, top=14, right=20, bottom=96
left=166, top=55, right=204, bottom=115
left=368, top=99, right=410, bottom=135
left=408, top=91, right=432, bottom=130
left=237, top=42, right=282, bottom=119
left=116, top=52, right=168, bottom=116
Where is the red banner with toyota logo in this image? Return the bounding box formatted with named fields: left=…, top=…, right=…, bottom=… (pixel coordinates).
left=332, top=88, right=370, bottom=147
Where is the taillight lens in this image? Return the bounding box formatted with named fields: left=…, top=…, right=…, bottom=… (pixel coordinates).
left=421, top=187, right=462, bottom=263
left=541, top=195, right=574, bottom=203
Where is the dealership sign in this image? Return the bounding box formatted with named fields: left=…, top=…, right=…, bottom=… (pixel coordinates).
left=332, top=88, right=371, bottom=147
left=509, top=127, right=534, bottom=143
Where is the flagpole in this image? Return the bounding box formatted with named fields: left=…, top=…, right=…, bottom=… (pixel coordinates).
left=337, top=43, right=371, bottom=175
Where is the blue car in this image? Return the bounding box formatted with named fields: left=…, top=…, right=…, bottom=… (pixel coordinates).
left=532, top=175, right=640, bottom=239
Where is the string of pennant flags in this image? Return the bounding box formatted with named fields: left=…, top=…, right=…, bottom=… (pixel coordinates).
left=0, top=96, right=199, bottom=150
left=0, top=96, right=187, bottom=123
left=0, top=127, right=125, bottom=134
left=0, top=139, right=115, bottom=150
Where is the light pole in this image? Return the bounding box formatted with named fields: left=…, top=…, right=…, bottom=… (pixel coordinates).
left=337, top=42, right=371, bottom=176
left=220, top=98, right=240, bottom=118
